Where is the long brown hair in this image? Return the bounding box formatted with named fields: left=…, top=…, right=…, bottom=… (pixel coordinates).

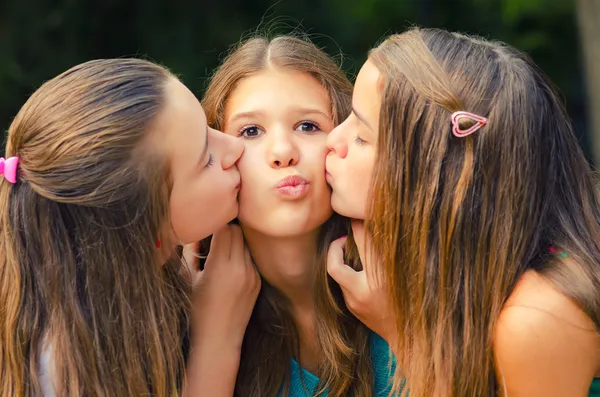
left=0, top=59, right=191, bottom=396
left=202, top=35, right=374, bottom=397
left=366, top=27, right=600, bottom=397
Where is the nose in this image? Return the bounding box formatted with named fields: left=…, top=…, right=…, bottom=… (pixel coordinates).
left=326, top=122, right=348, bottom=159
left=268, top=128, right=299, bottom=168
left=217, top=130, right=244, bottom=170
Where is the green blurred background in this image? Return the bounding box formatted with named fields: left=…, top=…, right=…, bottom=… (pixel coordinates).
left=1, top=0, right=598, bottom=161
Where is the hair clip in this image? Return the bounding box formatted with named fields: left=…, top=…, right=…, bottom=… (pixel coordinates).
left=548, top=246, right=568, bottom=258
left=451, top=111, right=488, bottom=138
left=0, top=157, right=19, bottom=184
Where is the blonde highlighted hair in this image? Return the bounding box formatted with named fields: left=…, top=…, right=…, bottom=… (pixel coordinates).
left=367, top=28, right=600, bottom=396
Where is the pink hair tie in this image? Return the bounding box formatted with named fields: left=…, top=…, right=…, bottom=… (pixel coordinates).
left=451, top=111, right=488, bottom=138
left=0, top=157, right=19, bottom=184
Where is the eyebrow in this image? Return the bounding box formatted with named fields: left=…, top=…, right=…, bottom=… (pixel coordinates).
left=228, top=108, right=331, bottom=124
left=352, top=106, right=374, bottom=131
left=199, top=126, right=209, bottom=166
left=293, top=108, right=331, bottom=120
left=228, top=111, right=265, bottom=125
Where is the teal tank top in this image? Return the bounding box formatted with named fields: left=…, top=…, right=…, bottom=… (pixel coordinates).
left=277, top=327, right=600, bottom=396
left=590, top=378, right=600, bottom=397
left=280, top=332, right=396, bottom=396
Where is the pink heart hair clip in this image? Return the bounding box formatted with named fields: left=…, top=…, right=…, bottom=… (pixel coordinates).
left=451, top=111, right=488, bottom=138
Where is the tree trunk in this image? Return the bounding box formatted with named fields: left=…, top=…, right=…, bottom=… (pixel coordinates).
left=576, top=0, right=600, bottom=165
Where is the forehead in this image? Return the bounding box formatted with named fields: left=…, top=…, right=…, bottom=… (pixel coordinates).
left=149, top=77, right=207, bottom=164
left=224, top=69, right=332, bottom=117
left=353, top=61, right=382, bottom=108
left=161, top=78, right=204, bottom=122
left=352, top=60, right=383, bottom=133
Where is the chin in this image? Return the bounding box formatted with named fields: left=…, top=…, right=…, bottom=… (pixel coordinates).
left=330, top=195, right=350, bottom=218
left=267, top=221, right=321, bottom=237
left=332, top=201, right=365, bottom=221
left=259, top=211, right=330, bottom=238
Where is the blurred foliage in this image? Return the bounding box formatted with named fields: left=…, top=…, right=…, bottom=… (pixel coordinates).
left=0, top=0, right=586, bottom=157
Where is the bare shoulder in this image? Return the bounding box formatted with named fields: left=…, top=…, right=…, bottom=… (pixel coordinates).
left=494, top=270, right=600, bottom=396
left=502, top=269, right=597, bottom=331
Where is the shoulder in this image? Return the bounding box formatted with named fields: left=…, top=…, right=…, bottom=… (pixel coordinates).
left=501, top=269, right=597, bottom=330
left=494, top=270, right=600, bottom=396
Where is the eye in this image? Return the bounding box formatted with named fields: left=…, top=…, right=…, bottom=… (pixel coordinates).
left=238, top=125, right=264, bottom=138
left=294, top=121, right=321, bottom=133
left=354, top=136, right=366, bottom=145
left=205, top=153, right=215, bottom=168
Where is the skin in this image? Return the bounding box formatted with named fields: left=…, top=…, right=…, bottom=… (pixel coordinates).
left=325, top=60, right=600, bottom=396
left=153, top=77, right=261, bottom=397
left=222, top=68, right=335, bottom=372
left=155, top=77, right=244, bottom=245
left=325, top=60, right=396, bottom=346
left=325, top=61, right=380, bottom=222
left=494, top=269, right=600, bottom=396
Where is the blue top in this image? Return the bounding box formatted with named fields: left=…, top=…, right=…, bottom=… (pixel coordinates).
left=280, top=332, right=397, bottom=396
left=589, top=378, right=600, bottom=397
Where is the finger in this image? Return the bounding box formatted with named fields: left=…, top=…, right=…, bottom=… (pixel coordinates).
left=327, top=236, right=347, bottom=268
left=244, top=246, right=261, bottom=291
left=360, top=246, right=371, bottom=278
left=327, top=236, right=363, bottom=291
left=192, top=267, right=204, bottom=288
left=228, top=224, right=244, bottom=261
left=182, top=241, right=200, bottom=272
left=329, top=236, right=348, bottom=258
left=243, top=245, right=254, bottom=270
left=208, top=224, right=232, bottom=261
left=327, top=257, right=363, bottom=292
left=190, top=259, right=205, bottom=290
left=349, top=230, right=373, bottom=278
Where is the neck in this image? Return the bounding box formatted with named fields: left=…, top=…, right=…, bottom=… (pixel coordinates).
left=243, top=226, right=321, bottom=308
left=242, top=225, right=321, bottom=371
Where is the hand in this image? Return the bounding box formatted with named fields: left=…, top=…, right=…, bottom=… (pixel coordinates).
left=183, top=225, right=260, bottom=397
left=190, top=224, right=261, bottom=349
left=326, top=236, right=398, bottom=348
